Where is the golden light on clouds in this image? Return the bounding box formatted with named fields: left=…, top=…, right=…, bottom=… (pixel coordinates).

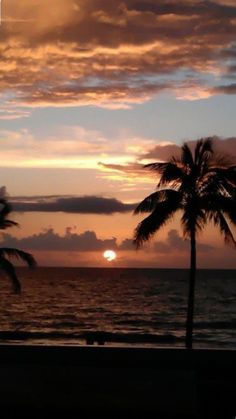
left=0, top=0, right=235, bottom=271
left=0, top=126, right=157, bottom=175
left=0, top=0, right=235, bottom=112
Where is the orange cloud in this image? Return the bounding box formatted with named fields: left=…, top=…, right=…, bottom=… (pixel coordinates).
left=0, top=108, right=31, bottom=120
left=98, top=136, right=236, bottom=181
left=0, top=126, right=156, bottom=173
left=0, top=0, right=235, bottom=110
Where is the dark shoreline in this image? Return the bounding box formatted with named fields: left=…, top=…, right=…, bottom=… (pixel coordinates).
left=0, top=345, right=235, bottom=418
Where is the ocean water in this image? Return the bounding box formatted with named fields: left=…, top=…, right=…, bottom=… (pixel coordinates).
left=0, top=267, right=235, bottom=349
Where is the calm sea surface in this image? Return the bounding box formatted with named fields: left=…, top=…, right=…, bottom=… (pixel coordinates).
left=0, top=267, right=235, bottom=348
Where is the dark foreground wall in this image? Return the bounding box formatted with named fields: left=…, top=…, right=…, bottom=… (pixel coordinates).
left=0, top=345, right=235, bottom=418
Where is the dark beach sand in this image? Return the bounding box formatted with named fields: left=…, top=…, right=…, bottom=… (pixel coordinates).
left=0, top=344, right=235, bottom=418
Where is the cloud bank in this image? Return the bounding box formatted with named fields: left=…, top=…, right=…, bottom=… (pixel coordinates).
left=0, top=0, right=235, bottom=110
left=0, top=228, right=214, bottom=255
left=154, top=230, right=214, bottom=253
left=0, top=228, right=117, bottom=252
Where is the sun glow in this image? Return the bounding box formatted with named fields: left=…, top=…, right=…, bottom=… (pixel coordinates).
left=103, top=250, right=117, bottom=262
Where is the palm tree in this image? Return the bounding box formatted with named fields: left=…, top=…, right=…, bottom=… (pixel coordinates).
left=0, top=198, right=36, bottom=293
left=133, top=138, right=236, bottom=349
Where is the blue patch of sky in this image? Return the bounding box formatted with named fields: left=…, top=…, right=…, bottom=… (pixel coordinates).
left=137, top=69, right=222, bottom=85
left=82, top=77, right=109, bottom=87
left=1, top=93, right=236, bottom=144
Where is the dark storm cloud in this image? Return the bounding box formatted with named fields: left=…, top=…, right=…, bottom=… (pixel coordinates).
left=10, top=196, right=135, bottom=214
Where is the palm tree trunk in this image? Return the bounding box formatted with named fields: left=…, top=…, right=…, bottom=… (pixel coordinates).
left=185, top=227, right=196, bottom=349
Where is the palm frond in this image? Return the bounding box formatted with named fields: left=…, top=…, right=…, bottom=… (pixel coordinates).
left=0, top=248, right=37, bottom=268
left=209, top=154, right=235, bottom=169
left=181, top=143, right=194, bottom=168
left=145, top=162, right=185, bottom=187
left=0, top=220, right=19, bottom=229
left=193, top=138, right=214, bottom=180
left=134, top=197, right=181, bottom=248
left=209, top=211, right=236, bottom=246
left=195, top=138, right=213, bottom=166
left=0, top=198, right=37, bottom=293
left=0, top=199, right=12, bottom=218
left=199, top=172, right=230, bottom=196
left=0, top=257, right=21, bottom=293
left=207, top=166, right=236, bottom=191
left=181, top=205, right=206, bottom=238
left=134, top=189, right=180, bottom=214
left=201, top=138, right=213, bottom=159
left=145, top=162, right=168, bottom=171
left=0, top=199, right=19, bottom=229
left=225, top=166, right=236, bottom=185
left=200, top=194, right=236, bottom=226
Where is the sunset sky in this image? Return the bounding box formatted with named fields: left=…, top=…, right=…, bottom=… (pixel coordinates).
left=0, top=0, right=236, bottom=267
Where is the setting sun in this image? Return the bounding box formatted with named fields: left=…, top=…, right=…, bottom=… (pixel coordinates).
left=103, top=250, right=117, bottom=262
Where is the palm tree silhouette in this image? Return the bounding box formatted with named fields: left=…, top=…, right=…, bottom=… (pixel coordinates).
left=0, top=198, right=36, bottom=293
left=134, top=138, right=236, bottom=349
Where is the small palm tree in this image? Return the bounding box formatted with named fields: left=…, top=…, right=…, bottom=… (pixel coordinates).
left=134, top=138, right=236, bottom=349
left=0, top=198, right=36, bottom=293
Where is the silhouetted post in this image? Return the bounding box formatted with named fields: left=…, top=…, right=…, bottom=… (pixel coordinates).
left=186, top=227, right=196, bottom=349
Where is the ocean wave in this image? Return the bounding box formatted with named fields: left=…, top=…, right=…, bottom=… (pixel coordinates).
left=194, top=320, right=236, bottom=329
left=1, top=267, right=236, bottom=348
